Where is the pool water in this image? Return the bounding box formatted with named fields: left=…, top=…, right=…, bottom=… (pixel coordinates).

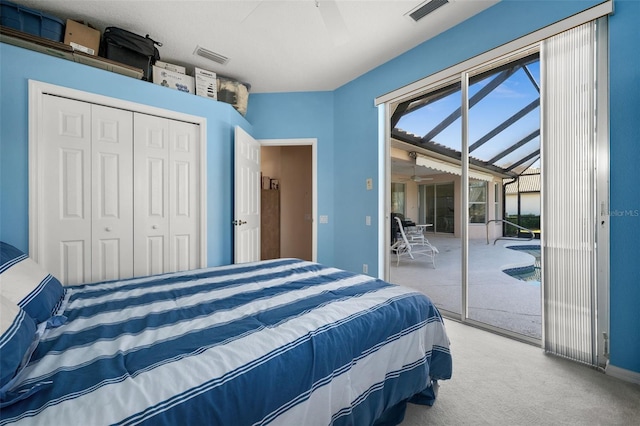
left=503, top=245, right=541, bottom=285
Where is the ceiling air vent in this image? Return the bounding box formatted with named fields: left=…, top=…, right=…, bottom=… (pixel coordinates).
left=408, top=0, right=449, bottom=22
left=194, top=45, right=229, bottom=65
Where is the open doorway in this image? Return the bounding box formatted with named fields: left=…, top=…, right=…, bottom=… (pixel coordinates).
left=233, top=131, right=317, bottom=264
left=260, top=143, right=315, bottom=261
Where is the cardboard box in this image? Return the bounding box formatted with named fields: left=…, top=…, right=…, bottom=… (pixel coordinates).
left=194, top=67, right=217, bottom=100
left=155, top=60, right=186, bottom=74
left=152, top=65, right=195, bottom=94
left=63, top=19, right=100, bottom=55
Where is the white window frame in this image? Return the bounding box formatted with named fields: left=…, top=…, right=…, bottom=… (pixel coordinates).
left=469, top=181, right=488, bottom=224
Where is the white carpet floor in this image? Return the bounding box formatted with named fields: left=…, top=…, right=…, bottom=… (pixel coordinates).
left=401, top=319, right=640, bottom=426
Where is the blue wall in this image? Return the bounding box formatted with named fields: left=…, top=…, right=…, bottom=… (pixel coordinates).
left=0, top=43, right=248, bottom=267
left=248, top=0, right=640, bottom=375
left=607, top=0, right=640, bottom=376
left=245, top=92, right=335, bottom=265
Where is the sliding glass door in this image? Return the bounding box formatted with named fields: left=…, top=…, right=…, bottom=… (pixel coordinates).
left=465, top=52, right=543, bottom=340
left=386, top=16, right=609, bottom=365
left=389, top=81, right=462, bottom=316
left=419, top=183, right=455, bottom=234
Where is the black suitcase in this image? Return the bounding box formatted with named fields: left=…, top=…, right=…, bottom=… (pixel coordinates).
left=99, top=27, right=161, bottom=81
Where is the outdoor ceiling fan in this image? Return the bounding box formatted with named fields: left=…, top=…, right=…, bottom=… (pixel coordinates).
left=402, top=165, right=434, bottom=182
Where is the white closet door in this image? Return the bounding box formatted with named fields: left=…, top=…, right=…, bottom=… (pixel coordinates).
left=133, top=113, right=170, bottom=277
left=168, top=120, right=200, bottom=272
left=38, top=92, right=202, bottom=284
left=91, top=105, right=134, bottom=282
left=42, top=95, right=92, bottom=285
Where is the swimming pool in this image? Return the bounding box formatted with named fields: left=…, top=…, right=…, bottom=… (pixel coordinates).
left=503, top=245, right=541, bottom=285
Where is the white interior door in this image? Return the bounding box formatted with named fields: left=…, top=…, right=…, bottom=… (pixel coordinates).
left=234, top=126, right=261, bottom=263
left=168, top=120, right=200, bottom=272
left=91, top=104, right=134, bottom=282
left=133, top=113, right=170, bottom=276
left=42, top=95, right=92, bottom=285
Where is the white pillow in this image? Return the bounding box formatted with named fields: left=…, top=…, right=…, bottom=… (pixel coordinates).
left=0, top=242, right=65, bottom=324
left=0, top=296, right=37, bottom=390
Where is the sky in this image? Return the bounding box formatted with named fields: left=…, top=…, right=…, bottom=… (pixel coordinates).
left=396, top=59, right=541, bottom=171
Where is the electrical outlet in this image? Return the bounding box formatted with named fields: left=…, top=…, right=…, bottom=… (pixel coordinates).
left=362, top=264, right=368, bottom=274
left=366, top=178, right=373, bottom=190
left=366, top=215, right=371, bottom=226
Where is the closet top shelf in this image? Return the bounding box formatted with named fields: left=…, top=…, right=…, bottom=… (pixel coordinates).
left=0, top=25, right=144, bottom=79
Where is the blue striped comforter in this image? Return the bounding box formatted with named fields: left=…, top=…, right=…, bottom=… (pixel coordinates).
left=0, top=259, right=452, bottom=425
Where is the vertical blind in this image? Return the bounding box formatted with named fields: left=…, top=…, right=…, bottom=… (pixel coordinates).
left=541, top=21, right=598, bottom=365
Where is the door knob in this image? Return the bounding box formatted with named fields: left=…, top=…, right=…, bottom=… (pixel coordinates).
left=232, top=220, right=248, bottom=226
left=105, top=227, right=112, bottom=232
left=152, top=225, right=158, bottom=229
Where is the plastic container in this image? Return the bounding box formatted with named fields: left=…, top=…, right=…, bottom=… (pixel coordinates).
left=0, top=0, right=65, bottom=42
left=217, top=76, right=251, bottom=116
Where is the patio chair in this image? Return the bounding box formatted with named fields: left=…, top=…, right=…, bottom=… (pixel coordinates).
left=391, top=213, right=415, bottom=244
left=392, top=216, right=438, bottom=268
left=405, top=224, right=427, bottom=245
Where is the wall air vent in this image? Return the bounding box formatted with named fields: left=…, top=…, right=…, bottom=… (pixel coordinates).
left=408, top=0, right=449, bottom=22
left=194, top=45, right=229, bottom=65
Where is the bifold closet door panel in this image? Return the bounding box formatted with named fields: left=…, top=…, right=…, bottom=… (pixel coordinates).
left=133, top=113, right=201, bottom=277
left=133, top=113, right=170, bottom=277
left=168, top=120, right=200, bottom=272
left=38, top=94, right=201, bottom=285
left=91, top=104, right=134, bottom=283
left=41, top=95, right=92, bottom=285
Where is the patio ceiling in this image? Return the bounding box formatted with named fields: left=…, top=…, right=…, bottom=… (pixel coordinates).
left=391, top=53, right=540, bottom=178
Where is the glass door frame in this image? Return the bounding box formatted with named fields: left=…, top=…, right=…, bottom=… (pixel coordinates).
left=383, top=45, right=546, bottom=345
left=461, top=46, right=544, bottom=343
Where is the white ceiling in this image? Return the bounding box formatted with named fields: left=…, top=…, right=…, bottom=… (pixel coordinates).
left=12, top=0, right=498, bottom=93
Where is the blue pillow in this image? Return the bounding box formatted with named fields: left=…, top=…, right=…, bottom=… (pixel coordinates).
left=0, top=242, right=65, bottom=324
left=0, top=296, right=37, bottom=390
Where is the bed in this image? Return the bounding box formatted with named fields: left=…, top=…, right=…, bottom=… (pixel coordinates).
left=0, top=241, right=452, bottom=425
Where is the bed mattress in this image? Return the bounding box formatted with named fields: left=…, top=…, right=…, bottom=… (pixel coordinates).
left=0, top=258, right=452, bottom=425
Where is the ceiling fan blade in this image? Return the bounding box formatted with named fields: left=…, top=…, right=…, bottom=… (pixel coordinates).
left=316, top=0, right=350, bottom=46
left=411, top=175, right=434, bottom=182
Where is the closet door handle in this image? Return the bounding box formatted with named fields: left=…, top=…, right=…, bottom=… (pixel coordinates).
left=152, top=225, right=158, bottom=229
left=105, top=227, right=112, bottom=232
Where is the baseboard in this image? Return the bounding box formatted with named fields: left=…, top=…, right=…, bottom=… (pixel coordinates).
left=605, top=364, right=640, bottom=385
